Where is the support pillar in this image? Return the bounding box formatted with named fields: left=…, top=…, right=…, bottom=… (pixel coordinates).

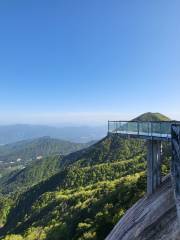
left=147, top=140, right=162, bottom=195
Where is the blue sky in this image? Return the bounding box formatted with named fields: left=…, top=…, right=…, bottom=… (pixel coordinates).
left=0, top=0, right=180, bottom=125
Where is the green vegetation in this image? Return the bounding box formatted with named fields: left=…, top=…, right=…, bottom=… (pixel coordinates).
left=0, top=155, right=63, bottom=195
left=133, top=112, right=171, bottom=121
left=0, top=136, right=88, bottom=164
left=0, top=135, right=147, bottom=239
left=0, top=196, right=13, bottom=227
left=0, top=113, right=172, bottom=240
left=0, top=135, right=145, bottom=195
left=1, top=173, right=146, bottom=240
left=61, top=136, right=145, bottom=167
left=0, top=165, right=24, bottom=179
left=0, top=137, right=90, bottom=193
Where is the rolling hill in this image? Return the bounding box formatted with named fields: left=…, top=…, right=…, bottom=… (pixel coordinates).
left=0, top=155, right=63, bottom=195
left=133, top=112, right=171, bottom=121
left=0, top=137, right=90, bottom=164
left=0, top=134, right=147, bottom=239
left=0, top=113, right=172, bottom=240
left=0, top=135, right=145, bottom=196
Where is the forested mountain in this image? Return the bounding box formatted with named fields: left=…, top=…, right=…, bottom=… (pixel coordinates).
left=133, top=112, right=171, bottom=121
left=0, top=155, right=63, bottom=195
left=0, top=113, right=172, bottom=240
left=0, top=135, right=147, bottom=240
left=0, top=137, right=90, bottom=164
left=0, top=136, right=145, bottom=195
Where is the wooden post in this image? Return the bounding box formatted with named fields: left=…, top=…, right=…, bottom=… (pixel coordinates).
left=147, top=140, right=162, bottom=195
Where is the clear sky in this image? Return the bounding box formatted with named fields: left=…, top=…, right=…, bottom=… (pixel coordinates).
left=0, top=0, right=180, bottom=125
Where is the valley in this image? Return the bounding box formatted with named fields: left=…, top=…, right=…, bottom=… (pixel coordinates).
left=0, top=137, right=92, bottom=181
left=0, top=113, right=172, bottom=240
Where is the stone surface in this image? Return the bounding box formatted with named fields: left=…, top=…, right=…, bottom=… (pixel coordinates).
left=106, top=176, right=180, bottom=240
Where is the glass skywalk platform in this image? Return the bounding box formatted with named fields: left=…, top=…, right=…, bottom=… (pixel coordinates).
left=108, top=121, right=180, bottom=141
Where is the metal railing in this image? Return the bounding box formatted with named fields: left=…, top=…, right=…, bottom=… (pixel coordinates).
left=108, top=121, right=179, bottom=140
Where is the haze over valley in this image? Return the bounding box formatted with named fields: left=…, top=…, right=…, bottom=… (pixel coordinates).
left=0, top=124, right=106, bottom=145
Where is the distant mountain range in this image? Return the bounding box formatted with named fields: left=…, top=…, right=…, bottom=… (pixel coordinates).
left=0, top=113, right=171, bottom=145
left=0, top=124, right=106, bottom=144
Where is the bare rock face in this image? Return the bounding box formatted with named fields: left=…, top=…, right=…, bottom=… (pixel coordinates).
left=106, top=176, right=180, bottom=240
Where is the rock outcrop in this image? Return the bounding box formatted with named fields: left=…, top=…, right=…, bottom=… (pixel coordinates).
left=106, top=175, right=180, bottom=240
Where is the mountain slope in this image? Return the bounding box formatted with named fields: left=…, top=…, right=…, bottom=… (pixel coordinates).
left=133, top=112, right=171, bottom=121
left=0, top=135, right=145, bottom=195
left=0, top=137, right=88, bottom=164
left=61, top=135, right=145, bottom=167
left=0, top=134, right=147, bottom=239
left=3, top=173, right=146, bottom=240
left=0, top=155, right=63, bottom=195
left=106, top=176, right=180, bottom=240
left=0, top=113, right=172, bottom=240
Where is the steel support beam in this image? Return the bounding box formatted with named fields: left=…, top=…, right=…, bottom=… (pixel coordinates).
left=147, top=140, right=162, bottom=195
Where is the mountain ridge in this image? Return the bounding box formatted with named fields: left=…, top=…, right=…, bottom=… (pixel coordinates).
left=0, top=136, right=91, bottom=164
left=0, top=112, right=172, bottom=240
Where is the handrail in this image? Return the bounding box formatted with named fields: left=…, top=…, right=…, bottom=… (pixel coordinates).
left=108, top=120, right=180, bottom=140
left=108, top=120, right=179, bottom=123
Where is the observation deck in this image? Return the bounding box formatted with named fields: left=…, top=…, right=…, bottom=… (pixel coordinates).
left=108, top=120, right=180, bottom=141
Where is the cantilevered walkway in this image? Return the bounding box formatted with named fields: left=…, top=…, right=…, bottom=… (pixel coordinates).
left=108, top=120, right=180, bottom=226
left=108, top=120, right=176, bottom=141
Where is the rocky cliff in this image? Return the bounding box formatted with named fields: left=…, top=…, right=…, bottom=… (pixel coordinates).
left=106, top=175, right=180, bottom=240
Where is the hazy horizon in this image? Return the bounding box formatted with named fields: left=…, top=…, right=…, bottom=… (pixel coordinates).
left=0, top=111, right=179, bottom=127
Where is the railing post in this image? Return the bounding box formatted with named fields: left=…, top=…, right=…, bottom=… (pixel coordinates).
left=148, top=122, right=150, bottom=136
left=160, top=122, right=162, bottom=137
left=151, top=122, right=153, bottom=137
